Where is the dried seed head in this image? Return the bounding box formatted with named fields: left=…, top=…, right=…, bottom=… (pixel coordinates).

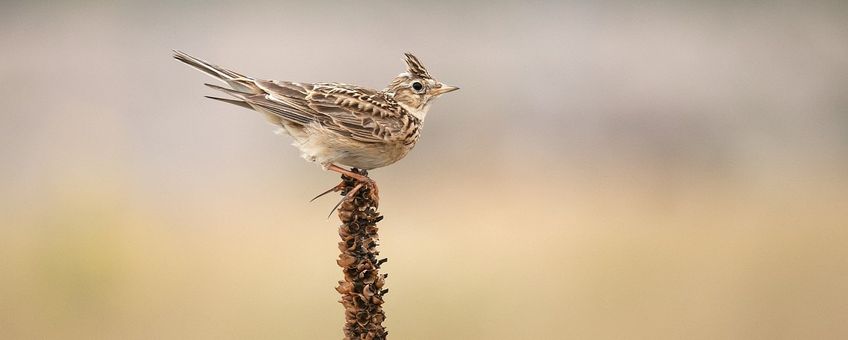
left=336, top=169, right=387, bottom=340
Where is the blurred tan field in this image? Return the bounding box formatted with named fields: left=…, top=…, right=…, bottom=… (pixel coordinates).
left=1, top=1, right=847, bottom=339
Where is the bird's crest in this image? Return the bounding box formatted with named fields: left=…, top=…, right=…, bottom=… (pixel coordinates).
left=403, top=53, right=431, bottom=79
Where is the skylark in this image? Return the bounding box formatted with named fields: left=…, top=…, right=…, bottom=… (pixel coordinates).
left=173, top=51, right=458, bottom=206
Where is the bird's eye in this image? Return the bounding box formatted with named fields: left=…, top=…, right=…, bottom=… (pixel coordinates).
left=411, top=81, right=424, bottom=93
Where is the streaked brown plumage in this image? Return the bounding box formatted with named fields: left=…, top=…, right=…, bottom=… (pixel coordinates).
left=173, top=51, right=457, bottom=205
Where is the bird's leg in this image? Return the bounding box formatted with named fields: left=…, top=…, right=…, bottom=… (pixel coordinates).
left=312, top=164, right=379, bottom=217
left=309, top=164, right=362, bottom=202
left=310, top=164, right=380, bottom=216
left=325, top=164, right=380, bottom=206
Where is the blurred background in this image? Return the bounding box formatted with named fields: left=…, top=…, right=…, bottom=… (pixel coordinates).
left=1, top=1, right=847, bottom=339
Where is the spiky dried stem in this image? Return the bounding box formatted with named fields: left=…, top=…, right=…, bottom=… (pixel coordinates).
left=335, top=168, right=388, bottom=340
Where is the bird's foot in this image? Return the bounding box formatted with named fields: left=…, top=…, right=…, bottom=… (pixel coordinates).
left=312, top=167, right=380, bottom=218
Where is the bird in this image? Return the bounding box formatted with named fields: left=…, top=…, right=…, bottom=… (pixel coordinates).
left=173, top=51, right=458, bottom=207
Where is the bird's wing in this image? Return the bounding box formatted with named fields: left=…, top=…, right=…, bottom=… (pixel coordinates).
left=250, top=80, right=419, bottom=144
left=243, top=81, right=316, bottom=125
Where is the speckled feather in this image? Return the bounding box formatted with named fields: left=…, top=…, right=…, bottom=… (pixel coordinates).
left=173, top=50, right=456, bottom=170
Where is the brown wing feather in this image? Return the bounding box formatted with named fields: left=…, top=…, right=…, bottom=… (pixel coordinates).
left=308, top=85, right=417, bottom=143
left=249, top=80, right=418, bottom=144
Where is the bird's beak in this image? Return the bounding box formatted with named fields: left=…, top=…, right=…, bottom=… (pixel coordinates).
left=432, top=83, right=459, bottom=96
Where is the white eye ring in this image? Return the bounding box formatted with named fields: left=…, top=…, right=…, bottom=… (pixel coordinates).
left=411, top=81, right=424, bottom=93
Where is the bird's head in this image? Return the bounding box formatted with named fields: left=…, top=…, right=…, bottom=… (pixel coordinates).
left=385, top=53, right=458, bottom=120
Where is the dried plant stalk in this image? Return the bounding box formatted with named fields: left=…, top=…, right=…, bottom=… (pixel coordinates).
left=335, top=169, right=388, bottom=340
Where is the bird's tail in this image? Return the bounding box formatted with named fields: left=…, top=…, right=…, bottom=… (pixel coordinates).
left=172, top=50, right=258, bottom=94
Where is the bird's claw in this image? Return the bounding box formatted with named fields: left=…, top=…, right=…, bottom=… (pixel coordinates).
left=310, top=182, right=346, bottom=202
left=313, top=177, right=379, bottom=218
